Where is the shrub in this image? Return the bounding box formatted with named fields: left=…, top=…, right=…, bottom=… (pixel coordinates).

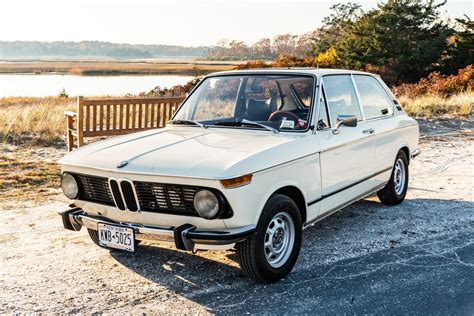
left=234, top=60, right=271, bottom=70
left=393, top=65, right=473, bottom=98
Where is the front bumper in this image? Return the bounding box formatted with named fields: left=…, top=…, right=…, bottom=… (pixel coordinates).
left=58, top=205, right=256, bottom=251
left=411, top=148, right=421, bottom=158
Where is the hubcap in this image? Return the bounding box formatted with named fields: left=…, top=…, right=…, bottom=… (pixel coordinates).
left=393, top=158, right=406, bottom=195
left=264, top=212, right=295, bottom=268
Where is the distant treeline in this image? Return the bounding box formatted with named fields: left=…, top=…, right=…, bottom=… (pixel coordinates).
left=209, top=0, right=473, bottom=85
left=0, top=41, right=210, bottom=59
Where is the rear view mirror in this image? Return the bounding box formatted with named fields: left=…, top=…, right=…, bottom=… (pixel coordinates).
left=332, top=114, right=357, bottom=134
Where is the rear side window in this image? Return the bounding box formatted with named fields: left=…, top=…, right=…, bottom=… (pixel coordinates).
left=322, top=75, right=362, bottom=127
left=353, top=75, right=393, bottom=119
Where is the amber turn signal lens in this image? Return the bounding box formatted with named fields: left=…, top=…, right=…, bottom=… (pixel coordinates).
left=220, top=174, right=253, bottom=188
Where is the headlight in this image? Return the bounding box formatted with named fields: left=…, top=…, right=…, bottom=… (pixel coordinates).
left=193, top=189, right=220, bottom=219
left=61, top=173, right=79, bottom=199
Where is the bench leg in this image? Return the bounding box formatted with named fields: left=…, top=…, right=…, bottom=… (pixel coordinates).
left=66, top=115, right=74, bottom=152
left=78, top=130, right=84, bottom=147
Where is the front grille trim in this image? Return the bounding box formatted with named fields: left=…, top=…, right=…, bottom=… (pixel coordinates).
left=119, top=179, right=140, bottom=212
left=108, top=178, right=126, bottom=211
left=134, top=182, right=205, bottom=217
left=73, top=174, right=115, bottom=206
left=70, top=173, right=232, bottom=218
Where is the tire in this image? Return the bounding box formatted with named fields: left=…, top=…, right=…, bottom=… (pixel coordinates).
left=87, top=228, right=140, bottom=249
left=236, top=194, right=302, bottom=283
left=377, top=150, right=409, bottom=205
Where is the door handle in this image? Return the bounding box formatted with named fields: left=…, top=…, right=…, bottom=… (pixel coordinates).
left=362, top=128, right=374, bottom=135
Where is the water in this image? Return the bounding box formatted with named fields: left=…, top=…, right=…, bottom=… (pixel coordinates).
left=0, top=74, right=193, bottom=97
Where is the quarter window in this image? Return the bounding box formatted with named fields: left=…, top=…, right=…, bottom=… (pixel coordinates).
left=322, top=75, right=362, bottom=127
left=353, top=75, right=393, bottom=119
left=317, top=87, right=330, bottom=129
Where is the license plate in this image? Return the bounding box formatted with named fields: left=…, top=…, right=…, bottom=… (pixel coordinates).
left=97, top=223, right=135, bottom=252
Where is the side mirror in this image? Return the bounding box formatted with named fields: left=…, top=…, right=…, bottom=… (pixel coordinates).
left=332, top=114, right=357, bottom=135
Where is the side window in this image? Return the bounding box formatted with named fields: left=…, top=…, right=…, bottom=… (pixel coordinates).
left=322, top=75, right=362, bottom=127
left=317, top=86, right=330, bottom=130
left=353, top=75, right=393, bottom=119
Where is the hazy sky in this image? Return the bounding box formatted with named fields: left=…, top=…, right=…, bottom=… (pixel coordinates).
left=1, top=0, right=472, bottom=46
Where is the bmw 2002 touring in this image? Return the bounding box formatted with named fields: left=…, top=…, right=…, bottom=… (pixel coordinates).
left=58, top=69, right=420, bottom=282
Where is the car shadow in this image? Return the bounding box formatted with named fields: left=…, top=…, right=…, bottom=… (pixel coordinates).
left=110, top=197, right=473, bottom=314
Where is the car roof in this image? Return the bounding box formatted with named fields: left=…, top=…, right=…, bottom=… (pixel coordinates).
left=208, top=68, right=379, bottom=77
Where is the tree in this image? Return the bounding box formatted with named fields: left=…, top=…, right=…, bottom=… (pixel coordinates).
left=335, top=0, right=452, bottom=84
left=251, top=38, right=273, bottom=59
left=295, top=31, right=318, bottom=57
left=311, top=3, right=363, bottom=56
left=229, top=40, right=249, bottom=59
left=440, top=15, right=474, bottom=74
left=273, top=34, right=297, bottom=56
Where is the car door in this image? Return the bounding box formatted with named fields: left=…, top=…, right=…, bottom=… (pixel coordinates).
left=316, top=74, right=376, bottom=216
left=352, top=75, right=398, bottom=174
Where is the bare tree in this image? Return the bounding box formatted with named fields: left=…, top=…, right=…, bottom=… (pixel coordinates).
left=251, top=38, right=273, bottom=59
left=272, top=33, right=297, bottom=56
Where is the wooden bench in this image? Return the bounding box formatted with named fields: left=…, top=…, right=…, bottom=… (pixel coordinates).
left=65, top=96, right=185, bottom=151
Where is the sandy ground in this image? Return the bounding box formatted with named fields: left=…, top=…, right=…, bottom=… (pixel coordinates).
left=0, top=119, right=473, bottom=314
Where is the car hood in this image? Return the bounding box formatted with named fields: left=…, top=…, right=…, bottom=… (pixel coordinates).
left=60, top=126, right=311, bottom=179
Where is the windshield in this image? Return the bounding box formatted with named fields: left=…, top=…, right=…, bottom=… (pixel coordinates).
left=172, top=74, right=315, bottom=131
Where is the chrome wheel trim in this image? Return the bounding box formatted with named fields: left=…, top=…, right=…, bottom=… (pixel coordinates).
left=393, top=158, right=406, bottom=195
left=264, top=212, right=295, bottom=268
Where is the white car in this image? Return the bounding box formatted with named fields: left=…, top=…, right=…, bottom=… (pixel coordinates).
left=58, top=69, right=420, bottom=283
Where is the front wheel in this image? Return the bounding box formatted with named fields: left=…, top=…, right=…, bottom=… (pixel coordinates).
left=236, top=194, right=302, bottom=283
left=377, top=150, right=409, bottom=205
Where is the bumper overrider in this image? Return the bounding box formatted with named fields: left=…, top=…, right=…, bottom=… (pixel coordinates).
left=58, top=205, right=256, bottom=251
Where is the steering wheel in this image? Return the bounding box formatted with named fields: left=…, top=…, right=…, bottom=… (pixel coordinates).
left=268, top=110, right=301, bottom=123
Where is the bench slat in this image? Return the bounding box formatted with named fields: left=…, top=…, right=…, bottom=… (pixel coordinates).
left=119, top=104, right=124, bottom=130
left=82, top=97, right=184, bottom=106
left=125, top=104, right=130, bottom=129
left=144, top=103, right=149, bottom=128
left=138, top=103, right=142, bottom=128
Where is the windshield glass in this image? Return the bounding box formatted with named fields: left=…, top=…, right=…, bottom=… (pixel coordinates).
left=173, top=75, right=315, bottom=131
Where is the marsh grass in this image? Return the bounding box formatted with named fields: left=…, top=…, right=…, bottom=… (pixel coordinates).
left=399, top=92, right=473, bottom=118
left=0, top=61, right=234, bottom=76
left=0, top=97, right=75, bottom=145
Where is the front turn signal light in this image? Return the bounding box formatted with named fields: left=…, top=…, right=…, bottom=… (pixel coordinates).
left=220, top=174, right=253, bottom=189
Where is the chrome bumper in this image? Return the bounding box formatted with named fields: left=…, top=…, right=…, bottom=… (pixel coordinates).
left=411, top=148, right=421, bottom=158
left=58, top=205, right=256, bottom=251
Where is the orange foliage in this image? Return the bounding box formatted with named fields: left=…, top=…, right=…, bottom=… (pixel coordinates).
left=234, top=60, right=271, bottom=70
left=393, top=65, right=473, bottom=97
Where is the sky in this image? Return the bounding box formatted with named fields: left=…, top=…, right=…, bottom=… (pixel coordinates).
left=1, top=0, right=472, bottom=46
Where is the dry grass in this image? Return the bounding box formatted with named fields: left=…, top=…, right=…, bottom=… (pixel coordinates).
left=0, top=60, right=234, bottom=76
left=399, top=92, right=473, bottom=118
left=0, top=97, right=75, bottom=145
left=0, top=150, right=61, bottom=201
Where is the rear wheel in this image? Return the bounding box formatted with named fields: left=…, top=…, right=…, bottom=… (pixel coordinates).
left=236, top=194, right=302, bottom=283
left=377, top=150, right=409, bottom=205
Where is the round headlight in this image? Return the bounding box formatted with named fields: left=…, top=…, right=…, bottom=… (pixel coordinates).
left=61, top=173, right=79, bottom=199
left=193, top=189, right=220, bottom=219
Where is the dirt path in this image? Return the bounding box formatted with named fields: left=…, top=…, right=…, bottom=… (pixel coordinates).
left=0, top=122, right=473, bottom=314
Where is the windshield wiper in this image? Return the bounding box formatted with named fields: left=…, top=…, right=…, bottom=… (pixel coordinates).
left=169, top=119, right=206, bottom=128
left=214, top=119, right=279, bottom=134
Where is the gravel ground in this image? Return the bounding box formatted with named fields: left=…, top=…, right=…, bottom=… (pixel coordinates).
left=0, top=120, right=473, bottom=314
